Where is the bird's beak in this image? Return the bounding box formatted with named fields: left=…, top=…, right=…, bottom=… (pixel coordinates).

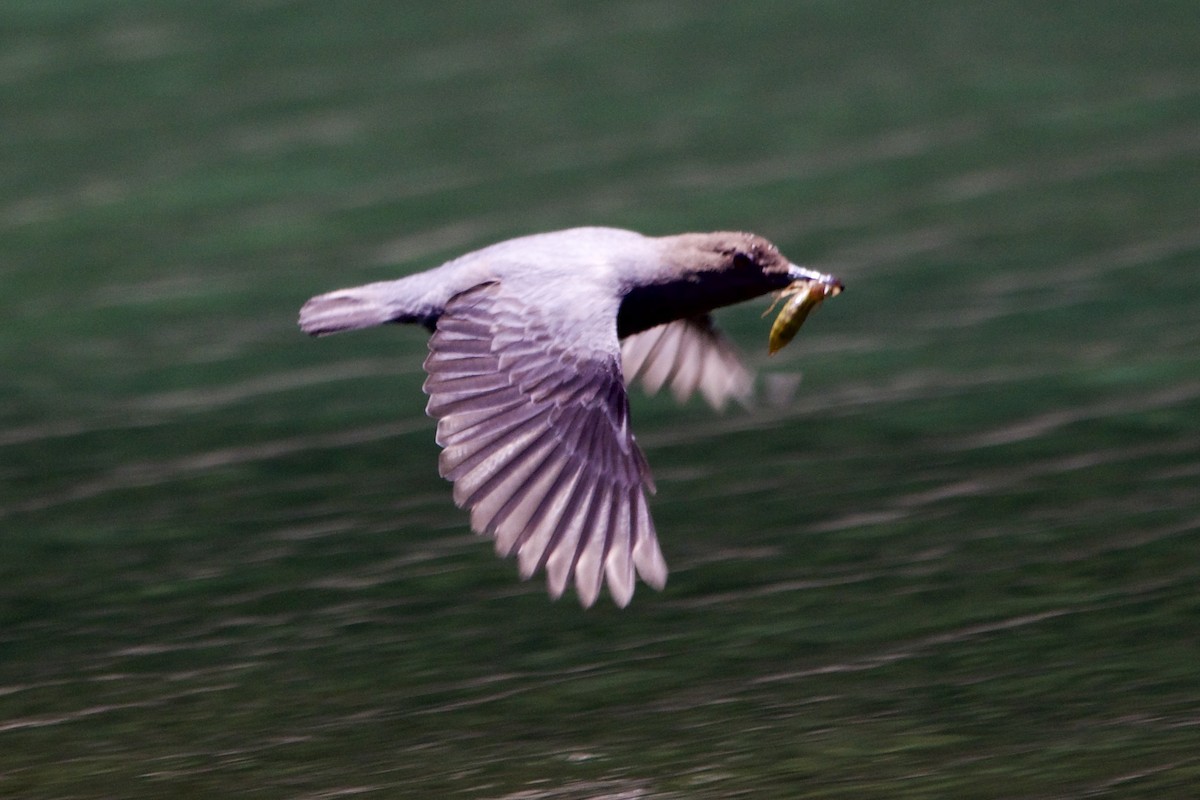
left=787, top=264, right=844, bottom=296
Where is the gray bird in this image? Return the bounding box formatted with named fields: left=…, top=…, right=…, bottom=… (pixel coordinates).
left=299, top=227, right=842, bottom=608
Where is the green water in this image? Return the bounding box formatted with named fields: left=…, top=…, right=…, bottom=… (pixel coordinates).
left=3, top=2, right=1199, bottom=797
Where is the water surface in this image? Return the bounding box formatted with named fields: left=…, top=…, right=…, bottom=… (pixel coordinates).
left=2, top=2, right=1199, bottom=797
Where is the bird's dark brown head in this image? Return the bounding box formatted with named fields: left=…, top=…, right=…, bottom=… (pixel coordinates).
left=616, top=231, right=799, bottom=337
left=667, top=231, right=792, bottom=281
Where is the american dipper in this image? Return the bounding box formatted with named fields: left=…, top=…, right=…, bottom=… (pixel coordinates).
left=300, top=227, right=842, bottom=607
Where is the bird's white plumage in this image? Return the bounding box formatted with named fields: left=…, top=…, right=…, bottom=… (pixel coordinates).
left=300, top=226, right=828, bottom=607
left=424, top=281, right=664, bottom=607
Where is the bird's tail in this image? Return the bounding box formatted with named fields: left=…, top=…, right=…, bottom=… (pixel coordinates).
left=298, top=285, right=399, bottom=336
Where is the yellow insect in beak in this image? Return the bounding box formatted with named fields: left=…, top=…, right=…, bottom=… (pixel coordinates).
left=766, top=280, right=842, bottom=355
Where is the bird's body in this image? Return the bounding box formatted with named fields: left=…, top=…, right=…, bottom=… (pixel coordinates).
left=300, top=227, right=841, bottom=607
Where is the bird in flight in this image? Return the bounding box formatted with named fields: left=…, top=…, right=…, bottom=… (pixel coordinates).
left=299, top=227, right=842, bottom=608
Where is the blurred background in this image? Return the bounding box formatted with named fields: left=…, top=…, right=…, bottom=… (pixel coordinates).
left=3, top=1, right=1199, bottom=797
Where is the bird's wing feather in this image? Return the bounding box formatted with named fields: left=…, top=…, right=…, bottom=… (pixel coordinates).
left=424, top=281, right=666, bottom=608
left=620, top=316, right=754, bottom=410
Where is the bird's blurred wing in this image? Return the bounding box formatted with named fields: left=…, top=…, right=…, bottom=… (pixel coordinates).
left=423, top=281, right=666, bottom=608
left=620, top=316, right=754, bottom=410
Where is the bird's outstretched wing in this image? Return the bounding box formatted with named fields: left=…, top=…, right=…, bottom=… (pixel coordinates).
left=423, top=281, right=667, bottom=608
left=620, top=316, right=754, bottom=410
